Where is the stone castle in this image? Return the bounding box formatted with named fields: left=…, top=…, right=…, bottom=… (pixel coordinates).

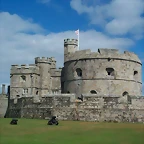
left=1, top=39, right=144, bottom=122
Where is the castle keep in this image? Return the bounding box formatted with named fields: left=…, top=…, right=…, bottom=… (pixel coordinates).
left=5, top=39, right=144, bottom=122
left=10, top=39, right=142, bottom=98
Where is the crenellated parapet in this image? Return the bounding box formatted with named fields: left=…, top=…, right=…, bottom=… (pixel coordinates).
left=10, top=64, right=39, bottom=75
left=64, top=39, right=78, bottom=45
left=64, top=39, right=78, bottom=60
left=49, top=57, right=56, bottom=62
left=35, top=57, right=51, bottom=64
left=64, top=48, right=142, bottom=64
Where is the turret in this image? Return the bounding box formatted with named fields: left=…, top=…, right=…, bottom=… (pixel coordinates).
left=35, top=57, right=51, bottom=96
left=64, top=39, right=78, bottom=61
left=2, top=84, right=6, bottom=95
left=35, top=57, right=51, bottom=64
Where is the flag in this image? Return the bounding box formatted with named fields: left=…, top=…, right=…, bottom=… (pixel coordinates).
left=75, top=29, right=80, bottom=50
left=75, top=29, right=79, bottom=35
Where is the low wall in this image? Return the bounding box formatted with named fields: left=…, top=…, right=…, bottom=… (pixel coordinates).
left=0, top=94, right=8, bottom=118
left=7, top=94, right=144, bottom=122
left=75, top=95, right=144, bottom=122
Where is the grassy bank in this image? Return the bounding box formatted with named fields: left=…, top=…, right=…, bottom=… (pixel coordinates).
left=0, top=118, right=144, bottom=144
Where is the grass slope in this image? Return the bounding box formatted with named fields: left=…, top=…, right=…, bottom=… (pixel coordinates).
left=0, top=118, right=144, bottom=144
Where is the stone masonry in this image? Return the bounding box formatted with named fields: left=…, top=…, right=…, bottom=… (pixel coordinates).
left=0, top=85, right=8, bottom=118
left=7, top=94, right=144, bottom=122
left=2, top=38, right=144, bottom=122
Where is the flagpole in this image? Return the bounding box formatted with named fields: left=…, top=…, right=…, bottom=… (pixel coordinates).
left=78, top=29, right=80, bottom=50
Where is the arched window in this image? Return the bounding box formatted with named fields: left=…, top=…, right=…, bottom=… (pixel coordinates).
left=122, top=91, right=129, bottom=96
left=134, top=71, right=138, bottom=79
left=36, top=91, right=38, bottom=95
left=106, top=68, right=114, bottom=76
left=90, top=90, right=97, bottom=94
left=76, top=68, right=82, bottom=77
left=134, top=71, right=138, bottom=75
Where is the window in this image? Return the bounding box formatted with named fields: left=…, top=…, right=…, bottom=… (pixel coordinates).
left=76, top=68, right=82, bottom=77
left=106, top=68, right=114, bottom=76
left=122, top=91, right=129, bottom=96
left=108, top=58, right=111, bottom=61
left=134, top=71, right=138, bottom=79
left=134, top=71, right=138, bottom=75
left=23, top=89, right=28, bottom=94
left=20, top=75, right=26, bottom=82
left=67, top=91, right=70, bottom=93
left=36, top=91, right=38, bottom=95
left=127, top=95, right=132, bottom=104
left=122, top=92, right=131, bottom=104
left=90, top=90, right=97, bottom=94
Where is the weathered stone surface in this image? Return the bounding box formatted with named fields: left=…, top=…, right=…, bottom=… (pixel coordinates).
left=0, top=94, right=8, bottom=118
left=2, top=38, right=144, bottom=122
left=9, top=39, right=142, bottom=98
left=6, top=94, right=144, bottom=122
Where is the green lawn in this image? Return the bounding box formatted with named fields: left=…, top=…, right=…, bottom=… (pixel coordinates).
left=0, top=118, right=144, bottom=144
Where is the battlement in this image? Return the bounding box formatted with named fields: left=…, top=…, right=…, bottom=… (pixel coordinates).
left=11, top=64, right=37, bottom=69
left=49, top=57, right=56, bottom=62
left=98, top=48, right=119, bottom=54
left=64, top=39, right=78, bottom=45
left=10, top=64, right=39, bottom=74
left=35, top=57, right=51, bottom=64
left=64, top=48, right=141, bottom=64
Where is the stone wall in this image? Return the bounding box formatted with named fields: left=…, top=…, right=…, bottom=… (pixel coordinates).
left=10, top=64, right=40, bottom=98
left=0, top=94, right=8, bottom=118
left=63, top=48, right=142, bottom=97
left=10, top=58, right=63, bottom=98
left=10, top=39, right=142, bottom=98
left=6, top=94, right=144, bottom=122
left=76, top=95, right=144, bottom=122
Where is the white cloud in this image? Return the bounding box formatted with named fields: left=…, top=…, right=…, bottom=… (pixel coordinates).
left=0, top=11, right=141, bottom=92
left=70, top=0, right=144, bottom=38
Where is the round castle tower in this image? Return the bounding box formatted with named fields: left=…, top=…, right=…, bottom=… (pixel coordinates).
left=63, top=39, right=142, bottom=97
left=64, top=39, right=78, bottom=62
left=35, top=57, right=51, bottom=96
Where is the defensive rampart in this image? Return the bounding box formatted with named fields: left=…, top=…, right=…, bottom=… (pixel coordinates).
left=6, top=94, right=144, bottom=122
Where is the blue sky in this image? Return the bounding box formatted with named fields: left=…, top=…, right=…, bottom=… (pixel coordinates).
left=0, top=0, right=144, bottom=94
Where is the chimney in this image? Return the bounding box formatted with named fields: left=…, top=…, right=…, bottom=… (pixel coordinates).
left=2, top=84, right=5, bottom=94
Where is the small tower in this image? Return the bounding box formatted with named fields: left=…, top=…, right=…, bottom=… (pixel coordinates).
left=64, top=39, right=78, bottom=62
left=35, top=57, right=51, bottom=96
left=2, top=84, right=6, bottom=95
